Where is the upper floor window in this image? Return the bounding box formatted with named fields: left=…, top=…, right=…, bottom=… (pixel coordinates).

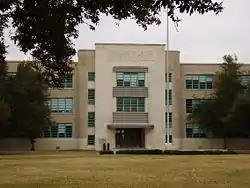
left=62, top=74, right=73, bottom=88
left=165, top=112, right=172, bottom=128
left=47, top=98, right=73, bottom=113
left=165, top=90, right=172, bottom=105
left=186, top=99, right=211, bottom=113
left=186, top=124, right=206, bottom=138
left=88, top=89, right=95, bottom=105
left=185, top=74, right=213, bottom=90
left=165, top=72, right=172, bottom=82
left=88, top=72, right=95, bottom=81
left=42, top=123, right=73, bottom=138
left=116, top=72, right=145, bottom=87
left=88, top=112, right=95, bottom=127
left=116, top=97, right=145, bottom=112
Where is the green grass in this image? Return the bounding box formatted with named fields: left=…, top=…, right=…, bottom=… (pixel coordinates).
left=0, top=151, right=250, bottom=187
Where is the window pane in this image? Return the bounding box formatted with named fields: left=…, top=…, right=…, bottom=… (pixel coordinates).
left=116, top=72, right=124, bottom=86
left=88, top=89, right=95, bottom=105
left=138, top=98, right=145, bottom=112
left=123, top=98, right=131, bottom=112
left=130, top=73, right=138, bottom=87
left=65, top=125, right=73, bottom=138
left=51, top=126, right=58, bottom=138
left=58, top=99, right=65, bottom=112
left=51, top=99, right=58, bottom=112
left=169, top=90, right=172, bottom=105
left=88, top=72, right=95, bottom=81
left=116, top=98, right=123, bottom=112
left=65, top=99, right=73, bottom=113
left=123, top=73, right=131, bottom=86
left=88, top=135, right=95, bottom=145
left=131, top=98, right=138, bottom=112
left=186, top=99, right=193, bottom=113
left=63, top=74, right=73, bottom=88
left=88, top=112, right=95, bottom=127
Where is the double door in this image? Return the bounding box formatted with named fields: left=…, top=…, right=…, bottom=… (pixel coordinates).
left=115, top=128, right=144, bottom=148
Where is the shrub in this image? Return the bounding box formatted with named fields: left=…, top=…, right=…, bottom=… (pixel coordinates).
left=99, top=150, right=114, bottom=155
left=116, top=149, right=163, bottom=155
left=163, top=150, right=238, bottom=155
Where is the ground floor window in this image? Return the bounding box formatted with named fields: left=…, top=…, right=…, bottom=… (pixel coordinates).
left=42, top=123, right=73, bottom=138
left=165, top=135, right=173, bottom=143
left=186, top=124, right=206, bottom=138
left=88, top=135, right=95, bottom=145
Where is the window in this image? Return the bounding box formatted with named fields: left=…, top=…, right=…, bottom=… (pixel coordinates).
left=185, top=74, right=213, bottom=90
left=88, top=112, right=95, bottom=127
left=165, top=112, right=172, bottom=128
left=62, top=74, right=73, bottom=88
left=88, top=89, right=95, bottom=105
left=186, top=99, right=211, bottom=113
left=165, top=90, right=172, bottom=105
left=42, top=123, right=73, bottom=138
left=116, top=97, right=145, bottom=112
left=186, top=124, right=206, bottom=138
left=165, top=72, right=172, bottom=82
left=47, top=98, right=73, bottom=113
left=88, top=135, right=95, bottom=145
left=116, top=72, right=145, bottom=87
left=7, top=72, right=16, bottom=76
left=165, top=135, right=173, bottom=143
left=239, top=75, right=250, bottom=87
left=88, top=72, right=95, bottom=81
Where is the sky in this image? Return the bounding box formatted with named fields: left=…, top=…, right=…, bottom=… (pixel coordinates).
left=5, top=0, right=250, bottom=63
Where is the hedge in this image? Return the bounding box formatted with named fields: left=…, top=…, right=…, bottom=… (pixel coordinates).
left=99, top=150, right=114, bottom=155
left=99, top=149, right=238, bottom=155
left=116, top=149, right=163, bottom=155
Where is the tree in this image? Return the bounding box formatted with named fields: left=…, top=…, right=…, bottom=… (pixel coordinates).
left=190, top=55, right=245, bottom=149
left=0, top=0, right=224, bottom=86
left=224, top=84, right=250, bottom=138
left=6, top=62, right=53, bottom=150
left=0, top=99, right=10, bottom=131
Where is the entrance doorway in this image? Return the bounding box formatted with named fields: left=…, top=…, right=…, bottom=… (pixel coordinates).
left=115, top=128, right=145, bottom=148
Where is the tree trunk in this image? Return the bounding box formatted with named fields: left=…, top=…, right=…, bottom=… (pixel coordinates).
left=30, top=138, right=35, bottom=151
left=223, top=137, right=227, bottom=150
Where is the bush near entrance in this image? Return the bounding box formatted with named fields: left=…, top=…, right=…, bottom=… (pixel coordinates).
left=99, top=149, right=238, bottom=155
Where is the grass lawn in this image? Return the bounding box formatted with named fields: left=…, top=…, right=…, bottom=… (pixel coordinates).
left=0, top=152, right=250, bottom=188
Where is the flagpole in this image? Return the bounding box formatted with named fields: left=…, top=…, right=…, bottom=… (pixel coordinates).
left=166, top=5, right=170, bottom=144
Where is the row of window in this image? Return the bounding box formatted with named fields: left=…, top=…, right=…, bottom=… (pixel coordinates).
left=8, top=73, right=73, bottom=88
left=88, top=72, right=173, bottom=86
left=165, top=124, right=206, bottom=141
left=88, top=89, right=173, bottom=107
left=42, top=123, right=96, bottom=145
left=41, top=123, right=204, bottom=139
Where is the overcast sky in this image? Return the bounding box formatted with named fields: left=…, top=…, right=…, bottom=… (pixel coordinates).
left=5, top=0, right=250, bottom=63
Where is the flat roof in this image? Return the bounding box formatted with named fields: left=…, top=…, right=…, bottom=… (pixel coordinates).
left=95, top=42, right=166, bottom=46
